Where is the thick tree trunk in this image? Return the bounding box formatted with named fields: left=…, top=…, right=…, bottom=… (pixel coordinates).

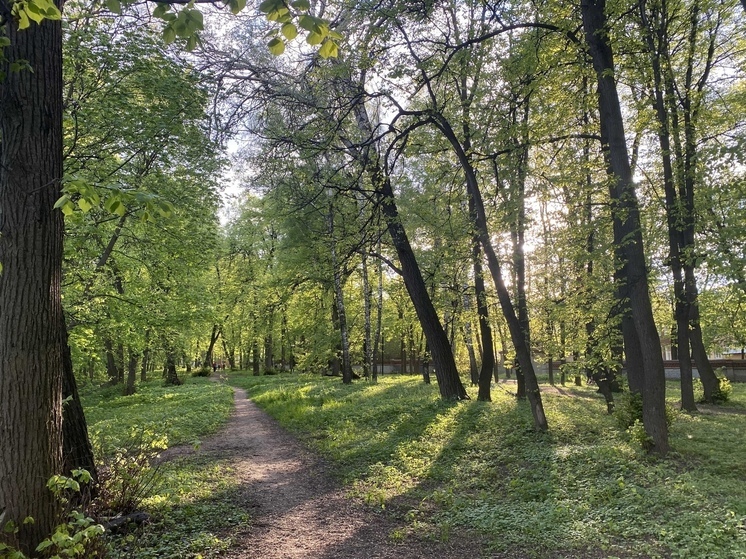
left=474, top=243, right=495, bottom=401
left=376, top=170, right=468, bottom=399
left=0, top=9, right=65, bottom=553
left=582, top=0, right=668, bottom=453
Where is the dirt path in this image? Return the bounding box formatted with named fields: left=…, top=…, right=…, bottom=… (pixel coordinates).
left=168, top=385, right=485, bottom=559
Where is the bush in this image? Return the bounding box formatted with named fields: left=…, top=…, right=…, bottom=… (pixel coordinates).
left=192, top=367, right=212, bottom=377
left=615, top=392, right=677, bottom=449
left=91, top=430, right=167, bottom=518
left=693, top=375, right=733, bottom=404
left=614, top=391, right=643, bottom=430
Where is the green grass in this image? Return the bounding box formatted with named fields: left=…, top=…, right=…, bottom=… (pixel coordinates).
left=228, top=372, right=746, bottom=559
left=81, top=377, right=241, bottom=558
left=81, top=377, right=234, bottom=455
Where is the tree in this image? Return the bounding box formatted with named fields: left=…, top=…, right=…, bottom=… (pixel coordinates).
left=580, top=0, right=669, bottom=454
left=0, top=3, right=65, bottom=552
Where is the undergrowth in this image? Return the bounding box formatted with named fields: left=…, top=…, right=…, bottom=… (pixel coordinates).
left=81, top=378, right=241, bottom=558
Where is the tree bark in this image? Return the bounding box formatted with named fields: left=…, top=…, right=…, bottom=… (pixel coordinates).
left=0, top=9, right=65, bottom=553
left=164, top=351, right=181, bottom=386
left=639, top=0, right=697, bottom=411
left=581, top=0, right=668, bottom=453
left=61, top=319, right=97, bottom=486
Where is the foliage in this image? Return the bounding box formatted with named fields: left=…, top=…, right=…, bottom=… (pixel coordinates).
left=106, top=457, right=249, bottom=559
left=694, top=376, right=733, bottom=405
left=0, top=470, right=106, bottom=559
left=80, top=380, right=248, bottom=558
left=91, top=430, right=167, bottom=517
left=231, top=373, right=746, bottom=558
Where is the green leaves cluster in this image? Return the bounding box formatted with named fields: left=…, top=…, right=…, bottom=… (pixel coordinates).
left=260, top=0, right=341, bottom=58
left=152, top=2, right=204, bottom=52
left=10, top=0, right=61, bottom=30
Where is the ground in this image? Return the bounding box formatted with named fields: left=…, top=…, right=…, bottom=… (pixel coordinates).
left=160, top=385, right=487, bottom=559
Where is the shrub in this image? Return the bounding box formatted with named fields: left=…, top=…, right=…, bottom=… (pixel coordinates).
left=91, top=430, right=167, bottom=518
left=192, top=367, right=212, bottom=377
left=693, top=375, right=733, bottom=404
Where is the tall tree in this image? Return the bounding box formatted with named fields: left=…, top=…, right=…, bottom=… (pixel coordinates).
left=581, top=0, right=669, bottom=454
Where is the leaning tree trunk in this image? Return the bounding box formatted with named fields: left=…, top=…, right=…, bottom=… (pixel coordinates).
left=582, top=0, right=668, bottom=454
left=341, top=77, right=467, bottom=399
left=61, top=319, right=98, bottom=486
left=434, top=115, right=547, bottom=430
left=0, top=8, right=65, bottom=553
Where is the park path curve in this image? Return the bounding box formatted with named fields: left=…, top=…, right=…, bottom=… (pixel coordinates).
left=168, top=384, right=484, bottom=559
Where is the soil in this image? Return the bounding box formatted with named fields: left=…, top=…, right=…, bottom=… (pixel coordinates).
left=160, top=384, right=487, bottom=559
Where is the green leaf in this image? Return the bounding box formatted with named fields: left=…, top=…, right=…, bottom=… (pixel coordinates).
left=266, top=7, right=289, bottom=22
left=53, top=195, right=71, bottom=209
left=297, top=14, right=317, bottom=31
left=163, top=25, right=176, bottom=44
left=229, top=0, right=245, bottom=15
left=185, top=34, right=198, bottom=52
left=306, top=31, right=323, bottom=46
left=318, top=39, right=338, bottom=59
left=17, top=9, right=31, bottom=29
left=281, top=22, right=298, bottom=41
left=78, top=198, right=92, bottom=213
left=152, top=3, right=169, bottom=18
left=258, top=0, right=282, bottom=13
left=105, top=0, right=121, bottom=14
left=291, top=0, right=310, bottom=9
left=187, top=9, right=203, bottom=31
left=267, top=37, right=285, bottom=56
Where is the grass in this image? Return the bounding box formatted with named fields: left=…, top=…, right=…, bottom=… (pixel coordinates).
left=228, top=372, right=746, bottom=559
left=81, top=376, right=242, bottom=558
left=81, top=377, right=234, bottom=455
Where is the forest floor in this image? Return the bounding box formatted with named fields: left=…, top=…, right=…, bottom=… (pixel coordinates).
left=159, top=383, right=488, bottom=559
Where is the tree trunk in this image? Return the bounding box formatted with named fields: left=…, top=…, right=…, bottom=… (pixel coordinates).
left=372, top=237, right=383, bottom=383
left=0, top=9, right=65, bottom=553
left=164, top=351, right=182, bottom=386
left=329, top=208, right=354, bottom=384
left=639, top=0, right=697, bottom=411
left=433, top=115, right=546, bottom=429
left=581, top=0, right=668, bottom=454
left=204, top=324, right=221, bottom=369
left=252, top=338, right=260, bottom=376
left=475, top=242, right=495, bottom=401
left=141, top=330, right=151, bottom=381
left=116, top=342, right=125, bottom=383
left=61, top=319, right=98, bottom=494
left=343, top=82, right=467, bottom=399
left=361, top=246, right=373, bottom=379
left=124, top=348, right=138, bottom=396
